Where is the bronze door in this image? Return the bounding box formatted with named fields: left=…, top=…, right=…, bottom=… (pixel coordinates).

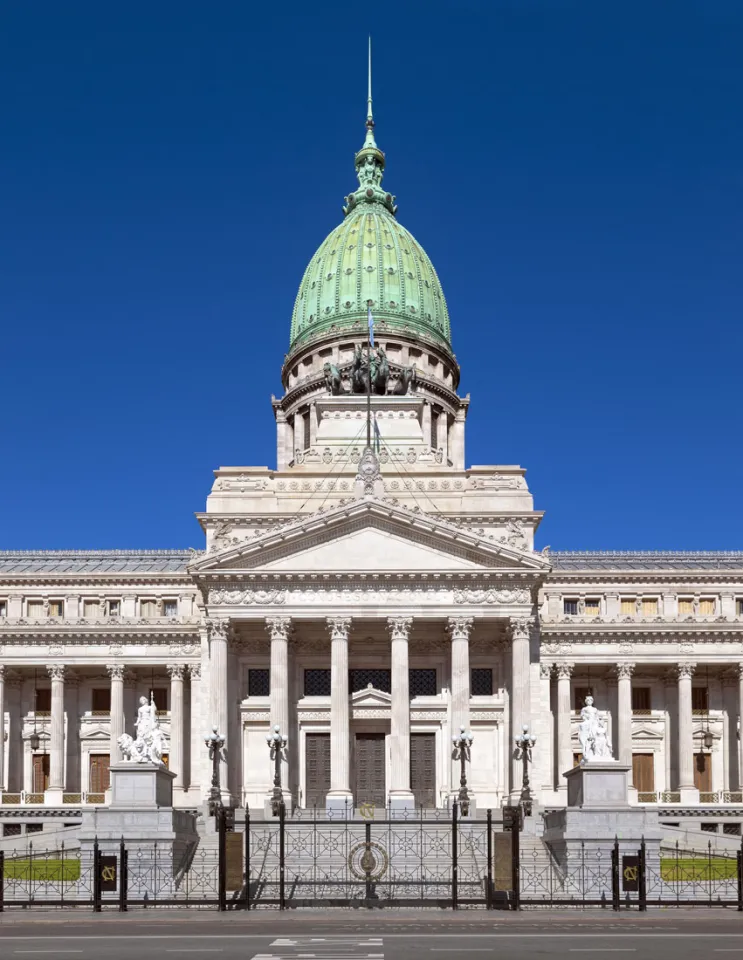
left=694, top=752, right=712, bottom=793
left=632, top=753, right=655, bottom=793
left=32, top=754, right=50, bottom=793
left=89, top=753, right=111, bottom=794
left=354, top=733, right=386, bottom=807
left=410, top=733, right=436, bottom=808
left=305, top=733, right=331, bottom=809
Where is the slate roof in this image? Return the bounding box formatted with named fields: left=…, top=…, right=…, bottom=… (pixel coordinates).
left=0, top=550, right=201, bottom=575
left=549, top=552, right=743, bottom=572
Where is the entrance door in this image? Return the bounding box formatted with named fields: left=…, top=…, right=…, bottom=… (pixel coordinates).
left=694, top=752, right=712, bottom=793
left=410, top=733, right=436, bottom=808
left=32, top=754, right=50, bottom=793
left=89, top=754, right=110, bottom=794
left=305, top=733, right=331, bottom=809
left=632, top=753, right=655, bottom=793
left=354, top=733, right=386, bottom=807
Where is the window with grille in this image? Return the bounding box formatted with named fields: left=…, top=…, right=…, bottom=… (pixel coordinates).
left=2, top=823, right=21, bottom=837
left=692, top=687, right=709, bottom=715
left=471, top=668, right=494, bottom=696
left=574, top=686, right=592, bottom=715
left=563, top=599, right=578, bottom=616
left=35, top=688, right=51, bottom=714
left=632, top=687, right=651, bottom=714
left=163, top=599, right=178, bottom=617
left=584, top=599, right=600, bottom=617
left=91, top=689, right=111, bottom=714
left=724, top=823, right=742, bottom=836
left=247, top=668, right=270, bottom=697
left=26, top=823, right=43, bottom=834
left=303, top=669, right=331, bottom=697
left=641, top=598, right=658, bottom=617
left=350, top=669, right=391, bottom=693
left=409, top=669, right=437, bottom=697
left=699, top=598, right=715, bottom=615
left=678, top=598, right=694, bottom=615
left=620, top=598, right=636, bottom=615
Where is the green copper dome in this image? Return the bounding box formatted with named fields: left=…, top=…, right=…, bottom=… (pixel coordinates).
left=289, top=65, right=452, bottom=354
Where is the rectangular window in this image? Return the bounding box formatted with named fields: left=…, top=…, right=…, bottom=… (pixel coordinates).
left=471, top=668, right=494, bottom=696
left=724, top=823, right=742, bottom=836
left=2, top=823, right=21, bottom=837
left=27, top=600, right=44, bottom=618
left=678, top=598, right=694, bottom=615
left=699, top=598, right=715, bottom=615
left=0, top=601, right=7, bottom=617
left=692, top=687, right=709, bottom=715
left=108, top=600, right=120, bottom=617
left=584, top=599, right=600, bottom=618
left=91, top=689, right=111, bottom=714
left=82, top=600, right=98, bottom=619
left=620, top=598, right=636, bottom=615
left=632, top=687, right=652, bottom=714
left=410, top=668, right=437, bottom=697
left=48, top=600, right=63, bottom=618
left=248, top=668, right=271, bottom=697
left=700, top=822, right=718, bottom=833
left=304, top=669, right=331, bottom=697
left=349, top=669, right=391, bottom=694
left=163, top=599, right=178, bottom=617
left=641, top=598, right=658, bottom=617
left=25, top=822, right=43, bottom=834
left=35, top=688, right=51, bottom=714
left=563, top=599, right=578, bottom=616
left=140, top=599, right=157, bottom=617
left=574, top=686, right=592, bottom=715
left=737, top=600, right=743, bottom=617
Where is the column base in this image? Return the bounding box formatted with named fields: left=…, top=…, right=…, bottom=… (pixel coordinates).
left=387, top=791, right=415, bottom=815
left=44, top=788, right=64, bottom=806
left=678, top=786, right=700, bottom=804
left=325, top=790, right=353, bottom=817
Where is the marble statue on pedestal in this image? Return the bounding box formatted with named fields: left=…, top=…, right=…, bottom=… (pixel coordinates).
left=577, top=695, right=614, bottom=762
left=118, top=692, right=166, bottom=765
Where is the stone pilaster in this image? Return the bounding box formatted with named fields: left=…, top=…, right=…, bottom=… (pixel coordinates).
left=510, top=616, right=533, bottom=800
left=555, top=662, right=573, bottom=792
left=107, top=664, right=125, bottom=765
left=326, top=616, right=352, bottom=812
left=677, top=662, right=699, bottom=802
left=206, top=618, right=231, bottom=805
left=167, top=664, right=186, bottom=793
left=388, top=616, right=414, bottom=810
left=46, top=664, right=65, bottom=800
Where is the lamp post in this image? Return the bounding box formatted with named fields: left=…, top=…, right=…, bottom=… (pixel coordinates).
left=514, top=723, right=536, bottom=816
left=452, top=725, right=474, bottom=816
left=204, top=726, right=225, bottom=815
left=266, top=724, right=287, bottom=816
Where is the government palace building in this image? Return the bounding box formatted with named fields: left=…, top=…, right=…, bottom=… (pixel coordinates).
left=2, top=84, right=743, bottom=837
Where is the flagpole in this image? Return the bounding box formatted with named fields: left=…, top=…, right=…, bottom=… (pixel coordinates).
left=366, top=300, right=372, bottom=449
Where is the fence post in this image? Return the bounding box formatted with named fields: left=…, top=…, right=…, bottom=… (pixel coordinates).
left=279, top=800, right=286, bottom=911
left=486, top=809, right=493, bottom=910
left=737, top=842, right=743, bottom=913
left=0, top=850, right=4, bottom=913
left=364, top=820, right=373, bottom=907
left=119, top=838, right=127, bottom=912
left=638, top=838, right=647, bottom=912
left=611, top=836, right=620, bottom=912
left=218, top=807, right=227, bottom=912
left=451, top=800, right=458, bottom=910
left=511, top=812, right=521, bottom=912
left=244, top=808, right=251, bottom=908
left=93, top=839, right=101, bottom=913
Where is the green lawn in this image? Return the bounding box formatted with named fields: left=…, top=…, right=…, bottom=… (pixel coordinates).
left=660, top=857, right=737, bottom=882
left=2, top=858, right=81, bottom=881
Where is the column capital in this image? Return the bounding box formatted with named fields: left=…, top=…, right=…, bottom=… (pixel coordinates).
left=613, top=662, right=635, bottom=680
left=167, top=663, right=186, bottom=681
left=446, top=616, right=473, bottom=641
left=266, top=616, right=292, bottom=642
left=47, top=664, right=65, bottom=682
left=540, top=662, right=553, bottom=680
left=555, top=661, right=574, bottom=679
left=327, top=617, right=351, bottom=641
left=387, top=616, right=412, bottom=641
left=205, top=617, right=230, bottom=642
left=106, top=664, right=125, bottom=681
left=509, top=616, right=534, bottom=641
left=675, top=662, right=696, bottom=680
left=189, top=663, right=202, bottom=680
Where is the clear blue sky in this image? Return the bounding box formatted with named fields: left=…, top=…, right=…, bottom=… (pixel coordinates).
left=2, top=2, right=741, bottom=551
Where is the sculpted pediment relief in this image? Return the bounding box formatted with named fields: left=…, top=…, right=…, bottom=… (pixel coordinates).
left=191, top=499, right=549, bottom=576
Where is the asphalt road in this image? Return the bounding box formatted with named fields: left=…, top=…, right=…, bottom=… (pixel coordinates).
left=1, top=909, right=742, bottom=959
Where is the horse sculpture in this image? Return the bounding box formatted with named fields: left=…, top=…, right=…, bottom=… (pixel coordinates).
left=351, top=344, right=368, bottom=394
left=323, top=361, right=343, bottom=396
left=391, top=364, right=416, bottom=395
left=370, top=346, right=390, bottom=395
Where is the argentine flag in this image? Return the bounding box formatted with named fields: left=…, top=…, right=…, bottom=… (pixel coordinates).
left=367, top=300, right=375, bottom=347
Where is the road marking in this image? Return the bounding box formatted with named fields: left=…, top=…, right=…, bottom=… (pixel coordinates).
left=570, top=952, right=637, bottom=954
left=0, top=934, right=741, bottom=941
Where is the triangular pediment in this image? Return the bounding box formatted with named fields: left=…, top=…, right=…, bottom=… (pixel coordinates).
left=191, top=499, right=549, bottom=576
left=351, top=686, right=392, bottom=707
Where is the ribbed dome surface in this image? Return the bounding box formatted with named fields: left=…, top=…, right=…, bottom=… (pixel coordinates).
left=289, top=204, right=452, bottom=352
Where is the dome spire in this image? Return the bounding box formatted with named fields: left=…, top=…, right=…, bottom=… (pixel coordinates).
left=343, top=37, right=397, bottom=217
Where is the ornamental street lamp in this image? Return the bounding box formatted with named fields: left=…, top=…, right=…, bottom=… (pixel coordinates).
left=204, top=726, right=225, bottom=815
left=452, top=725, right=474, bottom=816
left=266, top=724, right=288, bottom=816
left=514, top=723, right=536, bottom=816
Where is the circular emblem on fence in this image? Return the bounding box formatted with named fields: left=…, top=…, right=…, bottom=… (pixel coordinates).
left=348, top=841, right=389, bottom=881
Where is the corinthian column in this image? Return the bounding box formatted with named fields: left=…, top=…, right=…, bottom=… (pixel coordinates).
left=510, top=617, right=533, bottom=800
left=107, top=664, right=125, bottom=764
left=615, top=663, right=635, bottom=775
left=206, top=618, right=231, bottom=805
left=555, top=662, right=573, bottom=792
left=266, top=617, right=292, bottom=809
left=388, top=617, right=414, bottom=810
left=326, top=617, right=352, bottom=813
left=0, top=665, right=5, bottom=793
left=47, top=664, right=65, bottom=799
left=448, top=617, right=473, bottom=800
left=677, top=662, right=699, bottom=802
left=167, top=664, right=186, bottom=793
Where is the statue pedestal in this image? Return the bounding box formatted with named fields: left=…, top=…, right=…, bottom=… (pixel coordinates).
left=110, top=762, right=175, bottom=807
left=565, top=761, right=631, bottom=808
